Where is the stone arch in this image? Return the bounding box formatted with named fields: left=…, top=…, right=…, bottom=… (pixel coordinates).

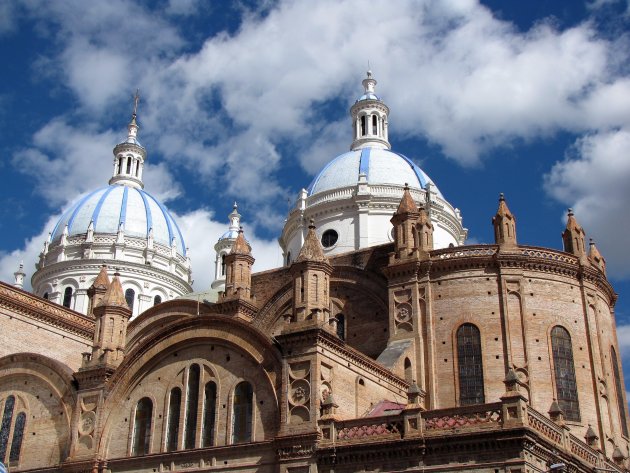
left=0, top=353, right=76, bottom=470
left=98, top=315, right=282, bottom=458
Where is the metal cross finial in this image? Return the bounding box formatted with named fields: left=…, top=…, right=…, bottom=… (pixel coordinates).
left=132, top=89, right=140, bottom=116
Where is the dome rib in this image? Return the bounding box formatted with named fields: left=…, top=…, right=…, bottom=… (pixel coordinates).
left=137, top=187, right=153, bottom=239
left=359, top=147, right=370, bottom=176
left=91, top=185, right=117, bottom=230
left=67, top=188, right=102, bottom=234
left=119, top=186, right=129, bottom=229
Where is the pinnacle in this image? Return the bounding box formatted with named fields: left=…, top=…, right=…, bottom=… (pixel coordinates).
left=565, top=208, right=583, bottom=232
left=395, top=184, right=418, bottom=214
left=97, top=272, right=129, bottom=309
left=495, top=192, right=513, bottom=218
left=92, top=264, right=111, bottom=290
left=296, top=219, right=329, bottom=263
left=231, top=226, right=252, bottom=255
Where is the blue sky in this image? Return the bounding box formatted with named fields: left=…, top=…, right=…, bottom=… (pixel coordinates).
left=1, top=0, right=630, bottom=382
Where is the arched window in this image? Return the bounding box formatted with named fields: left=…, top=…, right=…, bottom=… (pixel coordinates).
left=125, top=289, right=135, bottom=312
left=221, top=254, right=226, bottom=276
left=126, top=158, right=132, bottom=174
left=551, top=326, right=580, bottom=421
left=372, top=115, right=377, bottom=134
left=9, top=412, right=25, bottom=462
left=202, top=382, right=217, bottom=447
left=457, top=323, right=485, bottom=405
left=166, top=388, right=181, bottom=452
left=360, top=116, right=366, bottom=136
left=43, top=292, right=49, bottom=300
left=153, top=295, right=162, bottom=306
left=62, top=287, right=73, bottom=308
left=184, top=364, right=200, bottom=449
left=117, top=157, right=123, bottom=174
left=611, top=347, right=628, bottom=436
left=404, top=358, right=413, bottom=383
left=132, top=397, right=152, bottom=456
left=0, top=395, right=15, bottom=462
left=336, top=314, right=345, bottom=341
left=232, top=382, right=253, bottom=444
left=286, top=251, right=292, bottom=266
left=135, top=160, right=140, bottom=177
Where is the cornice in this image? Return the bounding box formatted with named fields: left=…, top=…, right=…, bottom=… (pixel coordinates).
left=0, top=281, right=94, bottom=339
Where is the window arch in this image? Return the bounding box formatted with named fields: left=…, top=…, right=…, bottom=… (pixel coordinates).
left=62, top=287, right=73, bottom=308
left=360, top=115, right=366, bottom=136
left=232, top=382, right=253, bottom=444
left=125, top=289, right=135, bottom=312
left=0, top=395, right=16, bottom=462
left=372, top=114, right=377, bottom=134
left=202, top=382, right=217, bottom=447
left=457, top=323, right=485, bottom=405
left=132, top=397, right=152, bottom=456
left=166, top=388, right=181, bottom=452
left=126, top=158, right=132, bottom=174
left=153, top=295, right=162, bottom=306
left=551, top=326, right=580, bottom=421
left=611, top=346, right=628, bottom=436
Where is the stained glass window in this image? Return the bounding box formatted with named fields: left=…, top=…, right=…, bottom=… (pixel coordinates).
left=166, top=388, right=181, bottom=452
left=232, top=382, right=253, bottom=444
left=0, top=395, right=15, bottom=462
left=184, top=364, right=200, bottom=449
left=132, top=397, right=152, bottom=456
left=8, top=412, right=25, bottom=462
left=611, top=347, right=628, bottom=437
left=202, top=382, right=217, bottom=447
left=457, top=323, right=485, bottom=405
left=551, top=326, right=580, bottom=421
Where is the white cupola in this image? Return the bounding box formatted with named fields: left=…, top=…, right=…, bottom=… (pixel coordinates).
left=109, top=90, right=146, bottom=189
left=350, top=71, right=390, bottom=151
left=211, top=203, right=244, bottom=290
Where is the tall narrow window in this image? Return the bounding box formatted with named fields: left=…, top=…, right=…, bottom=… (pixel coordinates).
left=202, top=382, right=217, bottom=447
left=372, top=115, right=377, bottom=134
left=336, top=314, right=345, bottom=341
left=0, top=395, right=15, bottom=462
left=184, top=364, right=200, bottom=449
left=8, top=412, right=25, bottom=462
left=221, top=254, right=226, bottom=276
left=360, top=116, right=366, bottom=136
left=43, top=292, right=49, bottom=300
left=117, top=157, right=123, bottom=174
left=63, top=287, right=73, bottom=308
left=153, top=295, right=162, bottom=306
left=404, top=358, right=413, bottom=383
left=551, top=326, right=580, bottom=421
left=126, top=158, right=132, bottom=174
left=166, top=388, right=181, bottom=452
left=135, top=160, right=140, bottom=177
left=125, top=289, right=135, bottom=312
left=232, top=382, right=253, bottom=444
left=457, top=323, right=485, bottom=405
left=611, top=347, right=628, bottom=436
left=132, top=397, right=152, bottom=456
left=286, top=252, right=292, bottom=266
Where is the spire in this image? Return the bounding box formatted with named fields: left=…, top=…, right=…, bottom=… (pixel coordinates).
left=13, top=261, right=25, bottom=289
left=109, top=89, right=147, bottom=189
left=221, top=226, right=255, bottom=304
left=588, top=238, right=606, bottom=274
left=87, top=264, right=110, bottom=314
left=97, top=272, right=129, bottom=309
left=396, top=184, right=419, bottom=214
left=296, top=219, right=328, bottom=263
left=492, top=193, right=517, bottom=249
left=350, top=71, right=391, bottom=151
left=92, top=264, right=111, bottom=290
left=562, top=208, right=587, bottom=263
left=229, top=202, right=240, bottom=231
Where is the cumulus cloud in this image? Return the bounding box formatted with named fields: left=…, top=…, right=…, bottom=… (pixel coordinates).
left=544, top=128, right=630, bottom=278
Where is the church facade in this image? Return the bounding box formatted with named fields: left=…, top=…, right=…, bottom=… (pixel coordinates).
left=0, top=74, right=628, bottom=473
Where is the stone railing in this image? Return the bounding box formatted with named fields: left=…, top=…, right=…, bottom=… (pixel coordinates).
left=519, top=246, right=579, bottom=265
left=431, top=245, right=498, bottom=259
left=319, top=398, right=623, bottom=473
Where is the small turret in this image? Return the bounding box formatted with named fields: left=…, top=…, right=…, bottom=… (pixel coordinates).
left=87, top=264, right=110, bottom=315
left=222, top=226, right=255, bottom=301
left=492, top=193, right=517, bottom=249
left=416, top=205, right=434, bottom=255
left=212, top=203, right=242, bottom=291
left=562, top=209, right=587, bottom=263
left=288, top=220, right=333, bottom=329
left=390, top=184, right=420, bottom=261
left=13, top=262, right=25, bottom=289
left=350, top=71, right=391, bottom=151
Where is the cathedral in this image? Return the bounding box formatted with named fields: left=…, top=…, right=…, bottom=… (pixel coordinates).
left=0, top=73, right=628, bottom=473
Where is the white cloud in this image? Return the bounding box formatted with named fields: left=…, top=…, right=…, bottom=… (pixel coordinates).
left=544, top=128, right=630, bottom=278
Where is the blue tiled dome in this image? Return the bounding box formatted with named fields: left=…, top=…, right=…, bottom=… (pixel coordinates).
left=51, top=184, right=186, bottom=255
left=306, top=147, right=443, bottom=199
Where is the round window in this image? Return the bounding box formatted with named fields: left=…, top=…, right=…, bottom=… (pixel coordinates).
left=321, top=229, right=338, bottom=248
